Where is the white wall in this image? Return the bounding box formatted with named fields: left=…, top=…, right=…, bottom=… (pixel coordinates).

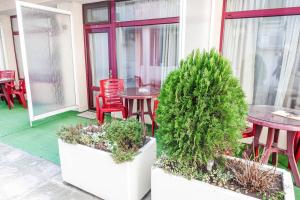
left=181, top=0, right=223, bottom=58
left=57, top=1, right=89, bottom=112
left=0, top=15, right=18, bottom=76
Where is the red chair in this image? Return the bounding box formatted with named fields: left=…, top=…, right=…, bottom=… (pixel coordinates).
left=9, top=79, right=27, bottom=108
left=96, top=79, right=127, bottom=124
left=0, top=70, right=15, bottom=107
left=152, top=99, right=159, bottom=136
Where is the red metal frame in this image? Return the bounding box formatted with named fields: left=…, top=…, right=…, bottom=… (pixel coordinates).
left=83, top=0, right=180, bottom=109
left=219, top=0, right=300, bottom=52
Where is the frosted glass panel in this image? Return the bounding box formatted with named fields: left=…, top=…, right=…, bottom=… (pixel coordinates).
left=116, top=0, right=180, bottom=22
left=0, top=29, right=6, bottom=70
left=13, top=35, right=24, bottom=78
left=20, top=6, right=76, bottom=117
left=226, top=0, right=300, bottom=12
left=89, top=32, right=110, bottom=86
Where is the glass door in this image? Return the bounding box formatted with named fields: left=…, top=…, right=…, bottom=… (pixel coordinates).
left=86, top=28, right=111, bottom=108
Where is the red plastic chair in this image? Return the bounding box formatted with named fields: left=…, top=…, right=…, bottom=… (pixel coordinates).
left=10, top=79, right=27, bottom=108
left=0, top=70, right=15, bottom=107
left=152, top=99, right=159, bottom=136
left=96, top=79, right=127, bottom=124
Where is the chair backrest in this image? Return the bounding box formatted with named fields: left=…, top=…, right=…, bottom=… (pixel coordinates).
left=0, top=70, right=15, bottom=79
left=100, top=79, right=124, bottom=106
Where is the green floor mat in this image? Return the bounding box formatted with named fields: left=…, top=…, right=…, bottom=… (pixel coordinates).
left=0, top=101, right=299, bottom=198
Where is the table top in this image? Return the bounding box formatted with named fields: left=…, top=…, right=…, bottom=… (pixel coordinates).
left=119, top=87, right=160, bottom=99
left=0, top=78, right=14, bottom=84
left=248, top=105, right=300, bottom=131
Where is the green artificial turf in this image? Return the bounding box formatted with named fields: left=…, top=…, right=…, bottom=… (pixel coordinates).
left=0, top=101, right=299, bottom=199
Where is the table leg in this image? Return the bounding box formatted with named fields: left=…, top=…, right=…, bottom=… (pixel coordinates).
left=0, top=83, right=13, bottom=109
left=287, top=131, right=300, bottom=187
left=272, top=129, right=280, bottom=165
left=140, top=99, right=145, bottom=124
left=136, top=100, right=140, bottom=120
left=248, top=124, right=263, bottom=158
left=128, top=99, right=134, bottom=117
left=146, top=98, right=154, bottom=122
left=261, top=128, right=275, bottom=164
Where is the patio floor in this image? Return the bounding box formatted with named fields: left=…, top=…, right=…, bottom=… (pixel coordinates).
left=0, top=101, right=299, bottom=199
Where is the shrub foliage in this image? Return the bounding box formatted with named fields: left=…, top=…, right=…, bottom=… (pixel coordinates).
left=156, top=49, right=248, bottom=169
left=57, top=119, right=143, bottom=163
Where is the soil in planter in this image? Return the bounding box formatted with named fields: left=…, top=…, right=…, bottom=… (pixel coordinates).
left=155, top=156, right=284, bottom=200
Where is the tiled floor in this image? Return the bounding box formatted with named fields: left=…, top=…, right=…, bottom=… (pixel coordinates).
left=0, top=143, right=151, bottom=200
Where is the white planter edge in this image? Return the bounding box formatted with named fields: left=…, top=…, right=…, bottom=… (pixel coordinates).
left=58, top=137, right=156, bottom=200
left=151, top=156, right=295, bottom=200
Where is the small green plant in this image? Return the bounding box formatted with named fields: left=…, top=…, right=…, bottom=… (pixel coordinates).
left=105, top=119, right=143, bottom=163
left=57, top=119, right=144, bottom=164
left=156, top=49, right=248, bottom=174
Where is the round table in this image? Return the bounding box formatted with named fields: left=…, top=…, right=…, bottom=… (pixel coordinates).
left=0, top=78, right=15, bottom=109
left=248, top=105, right=300, bottom=186
left=119, top=87, right=160, bottom=124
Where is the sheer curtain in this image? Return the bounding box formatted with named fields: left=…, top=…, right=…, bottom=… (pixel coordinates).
left=223, top=13, right=300, bottom=108
left=226, top=0, right=300, bottom=11
left=116, top=0, right=180, bottom=22
left=116, top=23, right=179, bottom=88
left=223, top=19, right=259, bottom=103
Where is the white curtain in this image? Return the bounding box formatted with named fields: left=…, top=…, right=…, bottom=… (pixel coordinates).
left=226, top=0, right=300, bottom=11
left=275, top=17, right=300, bottom=106
left=223, top=1, right=300, bottom=108
left=116, top=0, right=180, bottom=22
left=223, top=18, right=259, bottom=104
left=116, top=23, right=179, bottom=88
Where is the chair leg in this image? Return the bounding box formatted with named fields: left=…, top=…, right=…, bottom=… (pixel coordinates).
left=98, top=111, right=104, bottom=124
left=122, top=109, right=127, bottom=120
left=18, top=94, right=27, bottom=108
left=152, top=121, right=155, bottom=137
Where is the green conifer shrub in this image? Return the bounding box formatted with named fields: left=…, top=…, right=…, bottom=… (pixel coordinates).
left=156, top=49, right=248, bottom=173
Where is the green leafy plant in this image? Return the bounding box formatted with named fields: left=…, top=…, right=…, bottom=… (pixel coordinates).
left=105, top=119, right=143, bottom=163
left=57, top=119, right=144, bottom=164
left=156, top=49, right=248, bottom=175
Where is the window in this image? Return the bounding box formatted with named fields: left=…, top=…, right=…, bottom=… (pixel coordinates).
left=226, top=0, right=300, bottom=12
left=115, top=0, right=180, bottom=22
left=116, top=24, right=179, bottom=88
left=0, top=28, right=6, bottom=70
left=221, top=0, right=300, bottom=109
left=83, top=2, right=110, bottom=24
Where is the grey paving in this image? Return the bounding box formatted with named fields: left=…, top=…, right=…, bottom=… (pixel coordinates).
left=0, top=143, right=151, bottom=200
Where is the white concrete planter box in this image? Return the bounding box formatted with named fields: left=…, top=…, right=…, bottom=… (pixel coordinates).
left=58, top=138, right=156, bottom=200
left=151, top=158, right=295, bottom=200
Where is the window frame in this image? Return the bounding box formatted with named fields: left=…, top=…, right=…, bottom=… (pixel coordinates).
left=82, top=1, right=111, bottom=25
left=83, top=0, right=180, bottom=109
left=219, top=0, right=300, bottom=52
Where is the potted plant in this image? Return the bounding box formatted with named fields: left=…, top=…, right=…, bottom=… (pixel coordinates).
left=151, top=50, right=295, bottom=200
left=57, top=119, right=156, bottom=200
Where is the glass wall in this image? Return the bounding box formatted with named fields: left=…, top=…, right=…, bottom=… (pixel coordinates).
left=11, top=17, right=24, bottom=79
left=116, top=23, right=179, bottom=88
left=222, top=2, right=300, bottom=109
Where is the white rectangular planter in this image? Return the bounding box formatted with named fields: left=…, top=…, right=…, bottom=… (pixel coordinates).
left=151, top=158, right=295, bottom=200
left=58, top=138, right=156, bottom=200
